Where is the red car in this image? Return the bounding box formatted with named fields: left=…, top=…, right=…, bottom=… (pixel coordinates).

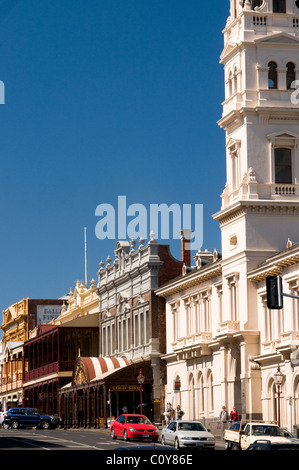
left=110, top=414, right=159, bottom=442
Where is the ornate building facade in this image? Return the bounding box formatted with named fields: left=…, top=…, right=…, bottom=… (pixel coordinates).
left=58, top=236, right=183, bottom=426
left=0, top=298, right=64, bottom=411
left=156, top=0, right=299, bottom=432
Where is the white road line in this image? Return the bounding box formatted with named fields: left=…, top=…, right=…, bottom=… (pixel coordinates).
left=4, top=436, right=51, bottom=450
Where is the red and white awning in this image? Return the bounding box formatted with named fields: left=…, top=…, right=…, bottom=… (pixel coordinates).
left=72, top=356, right=130, bottom=386
left=88, top=357, right=129, bottom=381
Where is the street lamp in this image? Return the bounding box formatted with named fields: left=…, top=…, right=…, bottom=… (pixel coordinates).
left=274, top=365, right=284, bottom=427
left=137, top=369, right=145, bottom=415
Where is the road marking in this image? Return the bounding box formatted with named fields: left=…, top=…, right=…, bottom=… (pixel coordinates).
left=4, top=436, right=51, bottom=450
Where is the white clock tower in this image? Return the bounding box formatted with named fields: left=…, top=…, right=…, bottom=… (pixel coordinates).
left=214, top=0, right=299, bottom=263
left=212, top=1, right=299, bottom=418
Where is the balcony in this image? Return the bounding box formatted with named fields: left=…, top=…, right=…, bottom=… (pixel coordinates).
left=272, top=184, right=297, bottom=197
left=217, top=320, right=240, bottom=337
left=171, top=332, right=212, bottom=358
left=0, top=378, right=22, bottom=394
left=23, top=361, right=74, bottom=383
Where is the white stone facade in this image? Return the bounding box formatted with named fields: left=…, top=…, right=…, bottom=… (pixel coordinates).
left=156, top=0, right=299, bottom=432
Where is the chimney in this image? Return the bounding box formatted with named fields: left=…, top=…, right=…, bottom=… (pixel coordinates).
left=193, top=249, right=214, bottom=268
left=179, top=229, right=192, bottom=267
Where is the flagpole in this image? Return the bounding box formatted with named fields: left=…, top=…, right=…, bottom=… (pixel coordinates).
left=84, top=227, right=88, bottom=286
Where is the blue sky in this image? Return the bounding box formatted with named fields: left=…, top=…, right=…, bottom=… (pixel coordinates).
left=0, top=0, right=228, bottom=329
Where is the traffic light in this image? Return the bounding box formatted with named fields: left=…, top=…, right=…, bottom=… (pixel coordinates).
left=266, top=275, right=283, bottom=310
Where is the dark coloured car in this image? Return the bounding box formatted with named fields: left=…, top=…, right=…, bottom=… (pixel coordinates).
left=3, top=408, right=60, bottom=429
left=247, top=439, right=299, bottom=450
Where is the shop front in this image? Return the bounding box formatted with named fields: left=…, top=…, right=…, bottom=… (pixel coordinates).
left=58, top=357, right=154, bottom=428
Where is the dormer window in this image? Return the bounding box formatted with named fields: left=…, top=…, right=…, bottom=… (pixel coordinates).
left=273, top=0, right=286, bottom=13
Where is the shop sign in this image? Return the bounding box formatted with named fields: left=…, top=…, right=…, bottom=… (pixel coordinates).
left=37, top=305, right=63, bottom=324
left=110, top=385, right=140, bottom=392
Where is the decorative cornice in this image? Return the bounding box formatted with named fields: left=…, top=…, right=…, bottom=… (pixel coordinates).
left=155, top=262, right=222, bottom=297
left=214, top=200, right=299, bottom=227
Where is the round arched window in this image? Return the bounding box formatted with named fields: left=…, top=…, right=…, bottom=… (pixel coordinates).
left=252, top=0, right=263, bottom=8
left=286, top=62, right=296, bottom=90
left=268, top=62, right=278, bottom=89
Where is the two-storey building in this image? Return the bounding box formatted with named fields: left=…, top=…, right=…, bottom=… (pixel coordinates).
left=0, top=298, right=64, bottom=411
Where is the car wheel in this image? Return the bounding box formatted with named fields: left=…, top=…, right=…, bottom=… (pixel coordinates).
left=111, top=428, right=117, bottom=440
left=124, top=430, right=130, bottom=441
left=174, top=437, right=180, bottom=450
left=11, top=420, right=19, bottom=430
left=231, top=443, right=240, bottom=451
left=41, top=420, right=50, bottom=429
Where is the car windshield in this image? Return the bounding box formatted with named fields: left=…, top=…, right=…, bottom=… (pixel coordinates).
left=252, top=425, right=284, bottom=436
left=126, top=416, right=152, bottom=425
left=178, top=422, right=205, bottom=432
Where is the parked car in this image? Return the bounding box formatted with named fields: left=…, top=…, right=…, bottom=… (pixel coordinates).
left=247, top=439, right=299, bottom=450
left=110, top=414, right=159, bottom=442
left=3, top=408, right=60, bottom=429
left=161, top=420, right=215, bottom=450
left=224, top=421, right=293, bottom=450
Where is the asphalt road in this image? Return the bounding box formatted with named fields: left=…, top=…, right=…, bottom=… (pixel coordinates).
left=0, top=427, right=226, bottom=451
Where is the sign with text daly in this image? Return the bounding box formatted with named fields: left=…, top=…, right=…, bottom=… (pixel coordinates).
left=37, top=305, right=62, bottom=324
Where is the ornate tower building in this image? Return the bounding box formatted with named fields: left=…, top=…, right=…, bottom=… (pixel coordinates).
left=213, top=0, right=299, bottom=418
left=157, top=0, right=299, bottom=428
left=215, top=0, right=299, bottom=259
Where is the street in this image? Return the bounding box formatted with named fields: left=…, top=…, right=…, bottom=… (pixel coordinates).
left=0, top=427, right=226, bottom=451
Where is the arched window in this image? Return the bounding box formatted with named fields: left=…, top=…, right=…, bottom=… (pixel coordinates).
left=228, top=71, right=233, bottom=96
left=273, top=0, right=286, bottom=12
left=268, top=62, right=278, bottom=89
left=286, top=62, right=296, bottom=89
left=275, top=148, right=292, bottom=184
left=252, top=0, right=263, bottom=8
left=233, top=67, right=238, bottom=94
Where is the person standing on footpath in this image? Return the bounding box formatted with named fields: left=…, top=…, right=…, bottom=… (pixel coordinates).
left=165, top=403, right=173, bottom=424
left=230, top=406, right=238, bottom=422
left=219, top=406, right=228, bottom=422
left=176, top=405, right=184, bottom=420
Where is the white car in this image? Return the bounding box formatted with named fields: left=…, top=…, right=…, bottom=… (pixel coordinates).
left=161, top=420, right=215, bottom=450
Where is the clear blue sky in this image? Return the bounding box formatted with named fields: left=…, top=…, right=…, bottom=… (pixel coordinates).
left=0, top=0, right=229, bottom=330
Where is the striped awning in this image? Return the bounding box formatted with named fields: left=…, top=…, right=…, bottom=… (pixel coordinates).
left=72, top=356, right=129, bottom=386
